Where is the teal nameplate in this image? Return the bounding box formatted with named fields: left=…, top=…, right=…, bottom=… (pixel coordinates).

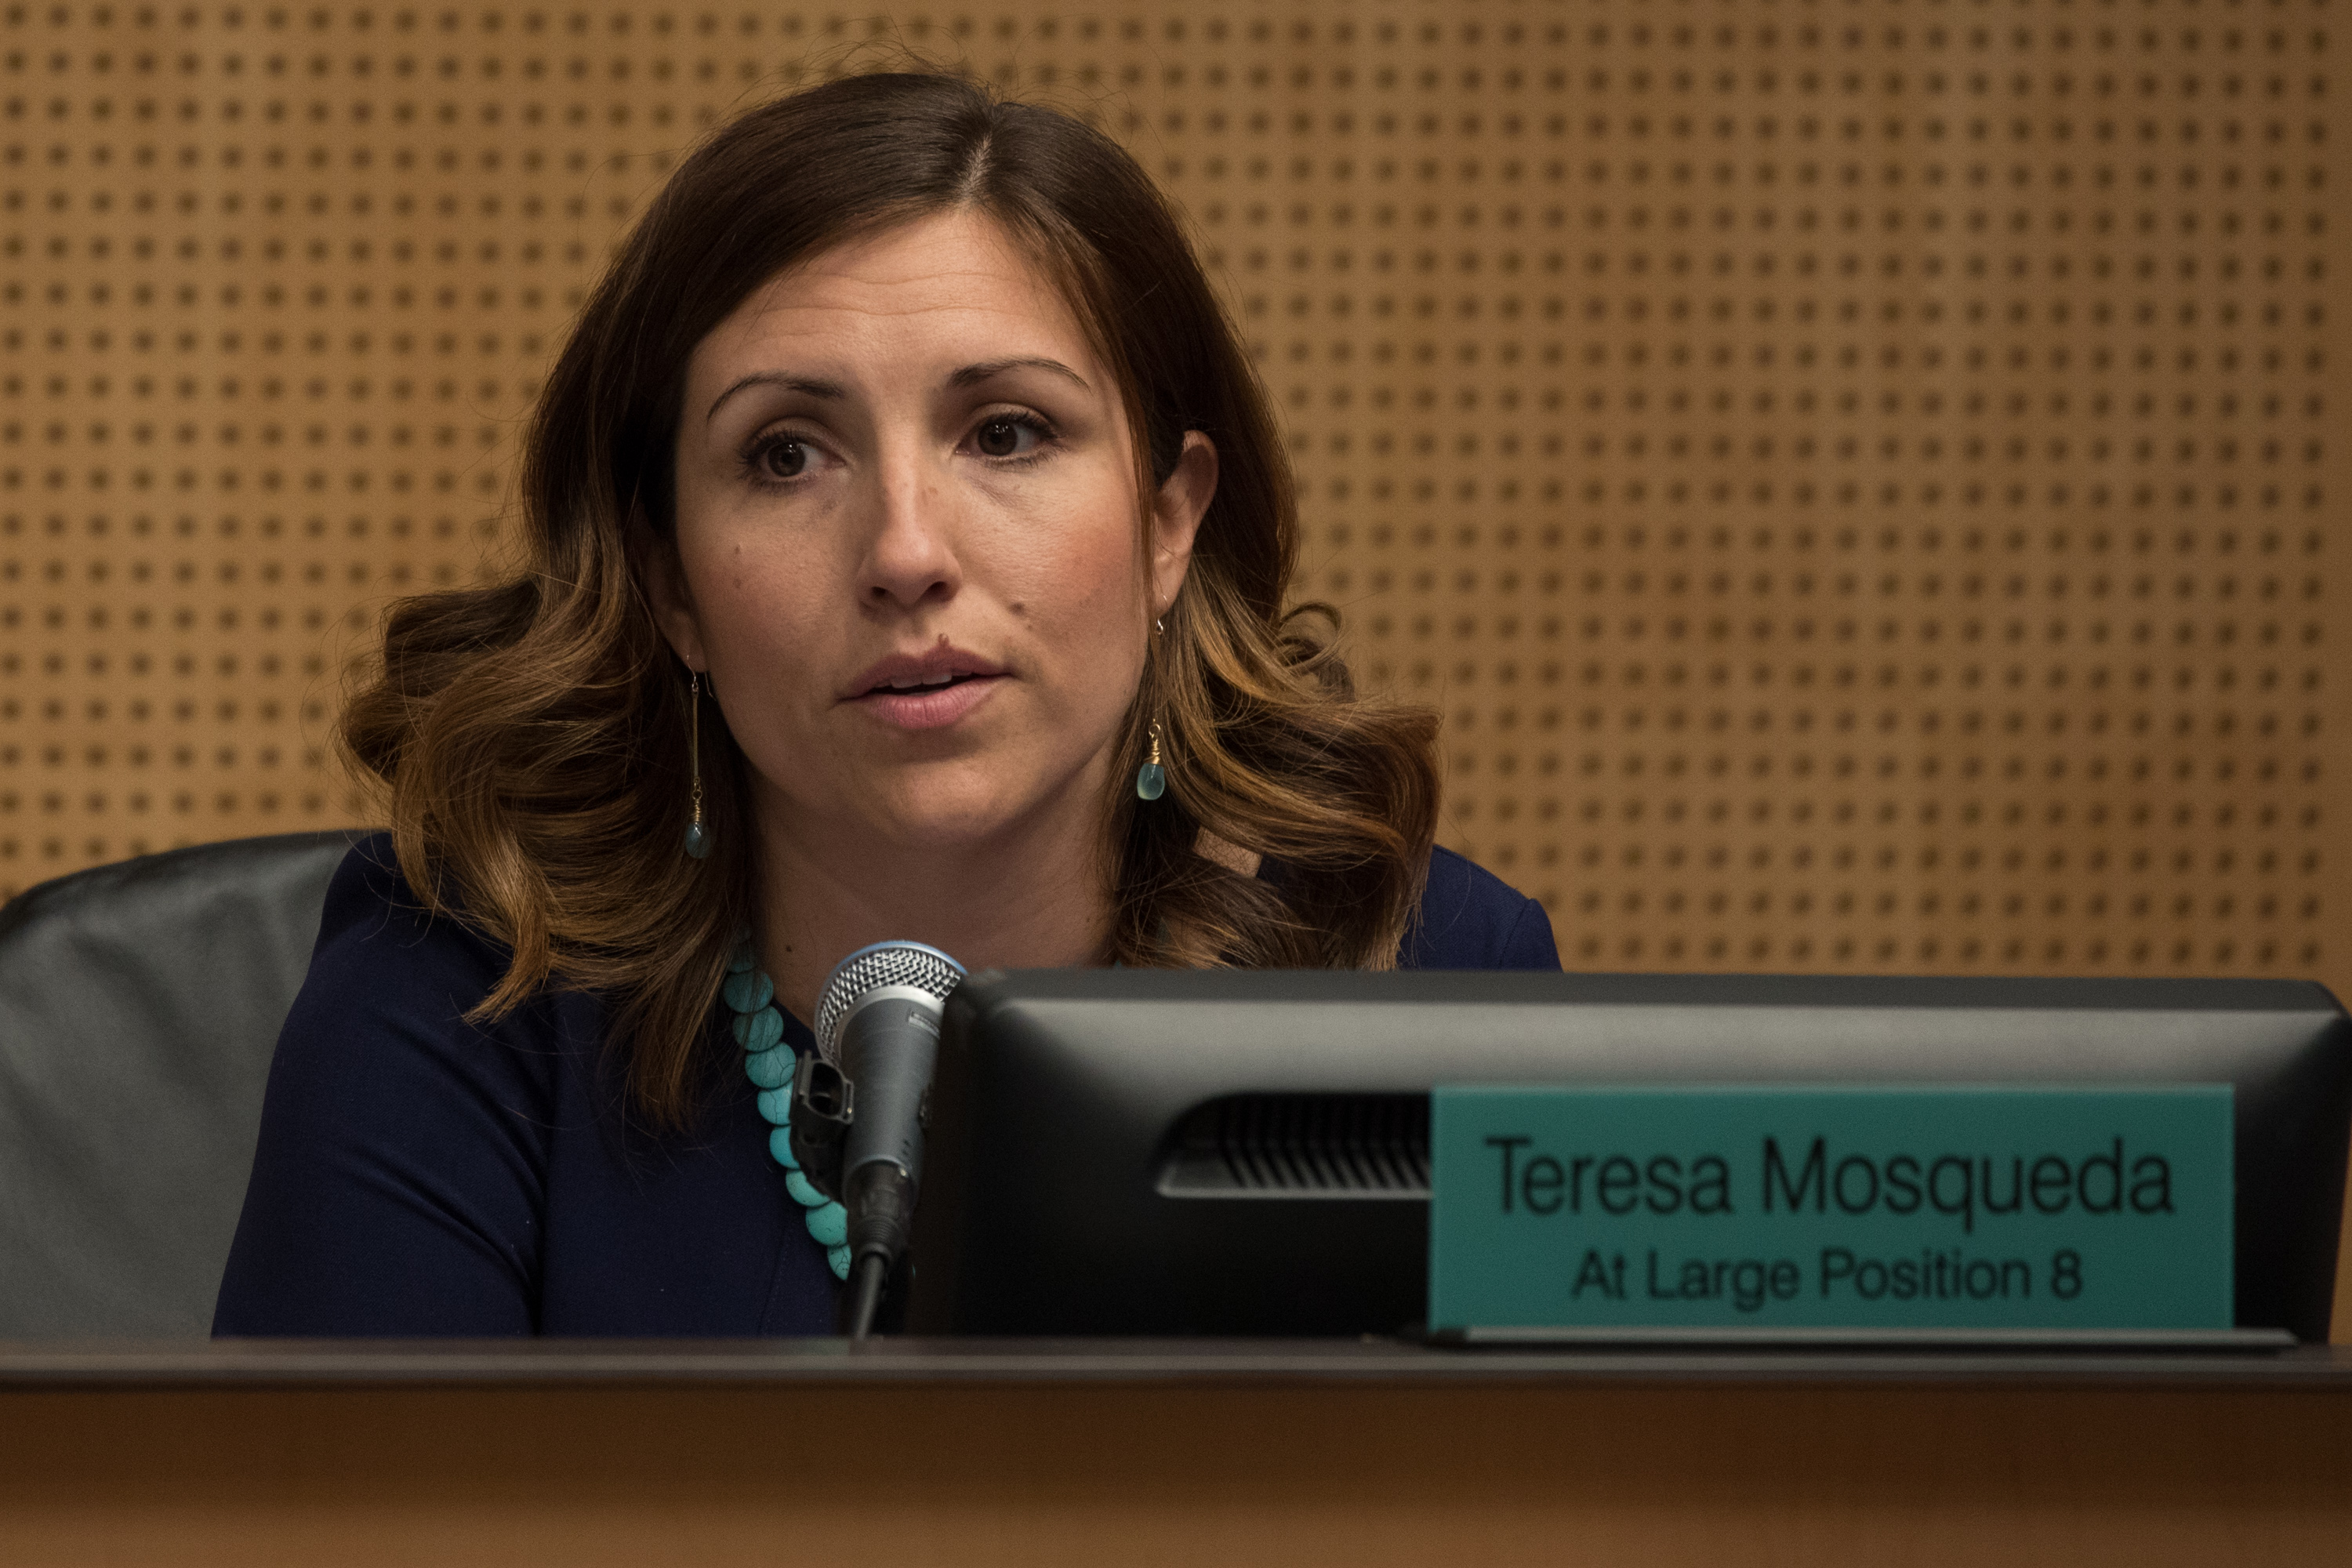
left=1429, top=1086, right=2234, bottom=1333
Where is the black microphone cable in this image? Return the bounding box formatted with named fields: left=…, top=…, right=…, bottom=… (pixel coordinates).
left=845, top=1253, right=890, bottom=1341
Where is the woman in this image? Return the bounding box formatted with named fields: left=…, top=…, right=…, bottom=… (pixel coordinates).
left=213, top=71, right=1558, bottom=1338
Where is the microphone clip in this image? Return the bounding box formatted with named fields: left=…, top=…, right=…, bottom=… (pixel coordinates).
left=788, top=1054, right=854, bottom=1203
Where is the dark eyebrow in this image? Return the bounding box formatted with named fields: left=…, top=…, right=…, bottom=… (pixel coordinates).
left=704, top=358, right=1090, bottom=424
left=945, top=357, right=1091, bottom=393
left=705, top=372, right=848, bottom=424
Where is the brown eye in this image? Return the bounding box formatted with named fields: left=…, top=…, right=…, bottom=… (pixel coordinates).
left=975, top=419, right=1023, bottom=459
left=759, top=438, right=808, bottom=480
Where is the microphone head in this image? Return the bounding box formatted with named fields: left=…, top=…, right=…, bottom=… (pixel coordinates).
left=814, top=940, right=965, bottom=1064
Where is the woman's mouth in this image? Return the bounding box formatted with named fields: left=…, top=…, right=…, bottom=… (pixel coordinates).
left=870, top=670, right=982, bottom=694
left=846, top=650, right=1007, bottom=731
left=853, top=671, right=1004, bottom=731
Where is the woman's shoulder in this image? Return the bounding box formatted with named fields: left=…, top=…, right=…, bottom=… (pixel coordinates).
left=216, top=833, right=586, bottom=1337
left=253, top=833, right=593, bottom=1185
left=311, top=830, right=513, bottom=989
left=1399, top=847, right=1561, bottom=971
left=298, top=832, right=593, bottom=1070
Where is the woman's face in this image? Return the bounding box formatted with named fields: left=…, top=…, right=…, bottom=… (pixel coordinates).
left=652, top=208, right=1214, bottom=861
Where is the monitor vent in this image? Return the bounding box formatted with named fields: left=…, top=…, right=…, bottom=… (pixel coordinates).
left=1158, top=1094, right=1431, bottom=1198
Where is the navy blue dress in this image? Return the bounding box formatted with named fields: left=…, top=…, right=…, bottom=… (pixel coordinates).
left=212, top=835, right=1559, bottom=1337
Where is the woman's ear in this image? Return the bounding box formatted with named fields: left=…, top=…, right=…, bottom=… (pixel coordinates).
left=1149, top=430, right=1218, bottom=617
left=628, top=514, right=710, bottom=673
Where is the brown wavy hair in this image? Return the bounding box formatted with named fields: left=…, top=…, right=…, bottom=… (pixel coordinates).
left=341, top=70, right=1440, bottom=1130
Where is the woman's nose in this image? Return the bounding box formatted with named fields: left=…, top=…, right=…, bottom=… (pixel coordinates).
left=858, top=448, right=961, bottom=611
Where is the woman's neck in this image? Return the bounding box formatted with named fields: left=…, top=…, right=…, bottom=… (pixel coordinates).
left=748, top=786, right=1114, bottom=1027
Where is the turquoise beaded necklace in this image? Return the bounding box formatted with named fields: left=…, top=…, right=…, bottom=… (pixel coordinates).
left=723, top=930, right=853, bottom=1280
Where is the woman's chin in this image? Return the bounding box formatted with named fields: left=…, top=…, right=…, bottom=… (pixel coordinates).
left=828, top=779, right=1087, bottom=858
left=753, top=745, right=1111, bottom=862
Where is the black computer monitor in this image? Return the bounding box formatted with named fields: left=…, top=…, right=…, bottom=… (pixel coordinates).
left=905, top=971, right=2352, bottom=1340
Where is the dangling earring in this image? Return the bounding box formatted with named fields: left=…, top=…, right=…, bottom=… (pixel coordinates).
left=683, top=671, right=711, bottom=860
left=1135, top=615, right=1167, bottom=802
left=1135, top=720, right=1166, bottom=801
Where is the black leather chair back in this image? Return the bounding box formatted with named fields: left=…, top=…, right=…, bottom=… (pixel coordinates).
left=0, top=831, right=364, bottom=1335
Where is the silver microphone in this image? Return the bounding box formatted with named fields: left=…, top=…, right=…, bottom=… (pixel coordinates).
left=807, top=940, right=964, bottom=1337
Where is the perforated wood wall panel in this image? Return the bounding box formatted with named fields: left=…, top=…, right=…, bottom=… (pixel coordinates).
left=2, top=3, right=2342, bottom=999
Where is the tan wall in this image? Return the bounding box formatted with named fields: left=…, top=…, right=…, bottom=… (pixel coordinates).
left=2, top=3, right=2341, bottom=998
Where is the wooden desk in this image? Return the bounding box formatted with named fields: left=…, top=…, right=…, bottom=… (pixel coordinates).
left=4, top=1341, right=2350, bottom=1566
